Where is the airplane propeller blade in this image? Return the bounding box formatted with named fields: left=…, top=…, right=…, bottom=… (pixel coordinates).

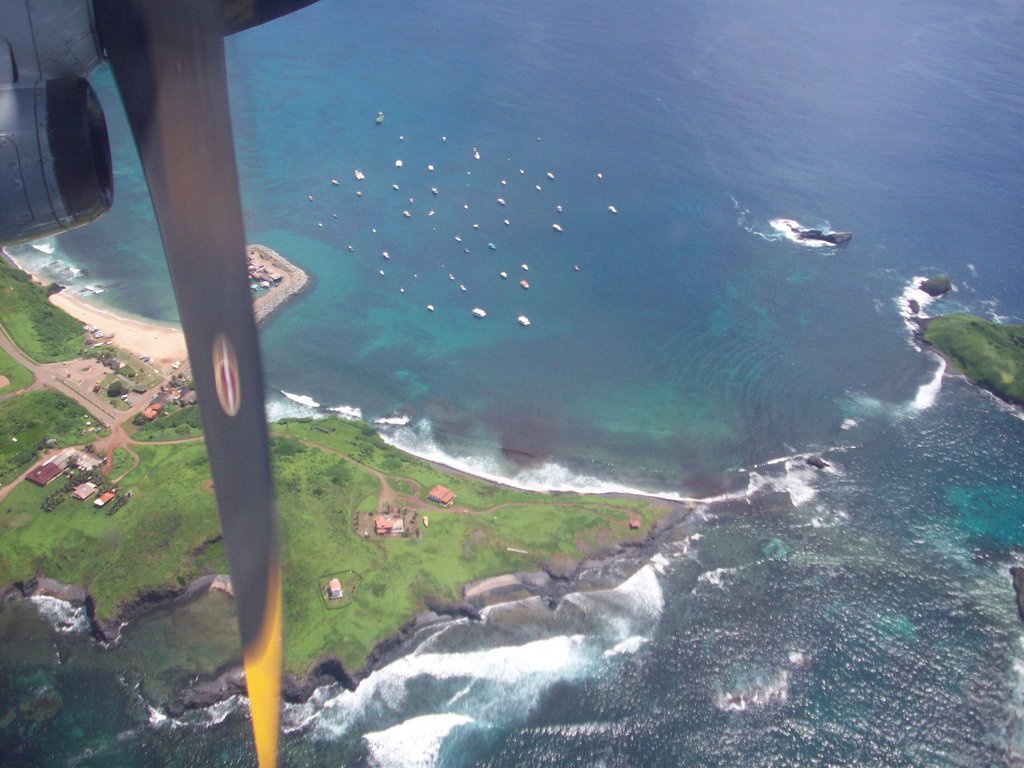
left=94, top=1, right=282, bottom=765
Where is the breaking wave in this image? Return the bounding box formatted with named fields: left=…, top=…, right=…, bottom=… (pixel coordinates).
left=29, top=595, right=90, bottom=634
left=769, top=218, right=837, bottom=248
left=363, top=713, right=475, bottom=768
left=282, top=390, right=320, bottom=408
left=912, top=357, right=945, bottom=410
left=378, top=419, right=688, bottom=501
left=328, top=404, right=363, bottom=420
left=264, top=393, right=325, bottom=422
left=565, top=564, right=665, bottom=639
left=744, top=454, right=826, bottom=508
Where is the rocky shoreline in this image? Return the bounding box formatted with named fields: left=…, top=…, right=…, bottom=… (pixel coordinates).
left=2, top=495, right=697, bottom=715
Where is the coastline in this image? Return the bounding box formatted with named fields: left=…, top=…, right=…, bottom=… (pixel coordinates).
left=5, top=492, right=696, bottom=715
left=914, top=316, right=1024, bottom=410
left=4, top=243, right=309, bottom=368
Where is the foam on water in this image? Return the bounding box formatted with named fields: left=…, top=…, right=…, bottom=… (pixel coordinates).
left=603, top=635, right=650, bottom=658
left=713, top=668, right=790, bottom=712
left=897, top=276, right=942, bottom=348
left=649, top=552, right=671, bottom=575
left=264, top=394, right=325, bottom=422
left=379, top=419, right=688, bottom=500
left=912, top=357, right=945, bottom=410
left=328, top=404, right=364, bottom=420
left=745, top=455, right=822, bottom=508
left=29, top=595, right=90, bottom=634
left=783, top=459, right=821, bottom=507
left=314, top=635, right=589, bottom=739
left=696, top=567, right=736, bottom=590
left=363, top=713, right=475, bottom=768
left=564, top=565, right=665, bottom=633
left=375, top=414, right=411, bottom=426
left=768, top=218, right=832, bottom=248
left=193, top=695, right=244, bottom=728
left=281, top=390, right=321, bottom=408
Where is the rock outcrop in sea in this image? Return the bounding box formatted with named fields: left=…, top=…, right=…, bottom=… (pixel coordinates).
left=919, top=275, right=952, bottom=297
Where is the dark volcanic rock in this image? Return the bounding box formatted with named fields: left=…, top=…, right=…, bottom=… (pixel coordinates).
left=920, top=275, right=952, bottom=297
left=1011, top=567, right=1024, bottom=623
left=805, top=455, right=830, bottom=470
left=168, top=666, right=247, bottom=717
left=908, top=298, right=920, bottom=315
left=424, top=595, right=482, bottom=622
left=28, top=577, right=89, bottom=604
left=796, top=229, right=852, bottom=245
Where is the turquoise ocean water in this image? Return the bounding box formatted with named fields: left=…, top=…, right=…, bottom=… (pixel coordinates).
left=2, top=0, right=1023, bottom=764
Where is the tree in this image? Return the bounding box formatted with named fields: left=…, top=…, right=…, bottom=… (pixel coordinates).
left=106, top=380, right=126, bottom=398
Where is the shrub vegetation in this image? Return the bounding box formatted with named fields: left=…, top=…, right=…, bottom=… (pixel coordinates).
left=0, top=390, right=107, bottom=483
left=0, top=259, right=82, bottom=363
left=924, top=314, right=1024, bottom=405
left=0, top=347, right=33, bottom=394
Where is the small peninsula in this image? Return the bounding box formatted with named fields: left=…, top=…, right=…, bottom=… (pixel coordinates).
left=922, top=313, right=1024, bottom=406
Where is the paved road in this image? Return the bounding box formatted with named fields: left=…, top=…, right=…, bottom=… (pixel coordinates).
left=0, top=324, right=171, bottom=502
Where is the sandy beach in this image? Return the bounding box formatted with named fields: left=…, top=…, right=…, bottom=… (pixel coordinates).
left=48, top=291, right=188, bottom=367
left=30, top=243, right=308, bottom=369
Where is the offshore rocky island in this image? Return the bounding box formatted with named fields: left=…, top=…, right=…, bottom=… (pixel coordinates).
left=907, top=275, right=1024, bottom=407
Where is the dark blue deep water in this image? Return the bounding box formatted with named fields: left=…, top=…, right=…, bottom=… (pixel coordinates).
left=2, top=0, right=1023, bottom=765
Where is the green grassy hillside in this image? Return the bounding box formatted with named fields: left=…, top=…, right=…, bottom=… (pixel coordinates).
left=1, top=415, right=671, bottom=676
left=0, top=347, right=33, bottom=395
left=0, top=391, right=108, bottom=483
left=924, top=314, right=1024, bottom=405
left=0, top=259, right=83, bottom=363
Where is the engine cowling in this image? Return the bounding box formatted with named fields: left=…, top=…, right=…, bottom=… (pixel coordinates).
left=0, top=78, right=113, bottom=245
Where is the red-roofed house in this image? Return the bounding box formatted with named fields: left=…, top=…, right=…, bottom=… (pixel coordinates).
left=142, top=402, right=164, bottom=421
left=93, top=491, right=116, bottom=508
left=427, top=484, right=455, bottom=507
left=26, top=461, right=63, bottom=487
left=327, top=578, right=343, bottom=600
left=374, top=515, right=405, bottom=535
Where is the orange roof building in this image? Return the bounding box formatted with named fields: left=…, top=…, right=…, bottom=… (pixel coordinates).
left=327, top=578, right=343, bottom=600
left=142, top=402, right=164, bottom=421
left=374, top=515, right=405, bottom=535
left=427, top=485, right=455, bottom=507
left=93, top=491, right=116, bottom=508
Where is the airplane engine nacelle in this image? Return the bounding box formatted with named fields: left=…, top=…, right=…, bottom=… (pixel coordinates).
left=0, top=78, right=112, bottom=245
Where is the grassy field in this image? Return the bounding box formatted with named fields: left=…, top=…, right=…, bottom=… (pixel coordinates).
left=0, top=347, right=33, bottom=395
left=0, top=390, right=108, bottom=483
left=130, top=404, right=204, bottom=441
left=924, top=314, right=1024, bottom=405
left=0, top=441, right=223, bottom=618
left=1, top=413, right=672, bottom=677
left=0, top=259, right=83, bottom=363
